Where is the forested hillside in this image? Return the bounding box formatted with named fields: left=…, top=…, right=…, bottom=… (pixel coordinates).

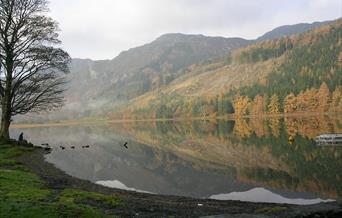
left=111, top=18, right=342, bottom=120
left=13, top=19, right=340, bottom=123
left=231, top=19, right=342, bottom=116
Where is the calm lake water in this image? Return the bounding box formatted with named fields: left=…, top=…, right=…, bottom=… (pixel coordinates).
left=10, top=116, right=342, bottom=205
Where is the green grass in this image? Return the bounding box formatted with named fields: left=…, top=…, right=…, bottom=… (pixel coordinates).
left=0, top=144, right=121, bottom=218
left=0, top=145, right=33, bottom=167
left=59, top=189, right=122, bottom=208
left=0, top=169, right=50, bottom=201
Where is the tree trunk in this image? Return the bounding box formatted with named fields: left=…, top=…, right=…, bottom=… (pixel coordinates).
left=0, top=112, right=11, bottom=141
left=1, top=55, right=14, bottom=143
left=0, top=92, right=12, bottom=142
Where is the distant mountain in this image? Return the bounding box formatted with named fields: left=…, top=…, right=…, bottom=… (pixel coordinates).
left=38, top=34, right=251, bottom=120
left=67, top=19, right=336, bottom=117
left=257, top=20, right=332, bottom=41
left=15, top=19, right=339, bottom=122
left=112, top=18, right=342, bottom=119
left=102, top=34, right=250, bottom=100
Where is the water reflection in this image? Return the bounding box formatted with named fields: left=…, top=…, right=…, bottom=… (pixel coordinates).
left=10, top=116, right=342, bottom=204
left=210, top=188, right=334, bottom=205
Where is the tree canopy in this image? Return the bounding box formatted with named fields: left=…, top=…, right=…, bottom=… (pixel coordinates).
left=0, top=0, right=70, bottom=140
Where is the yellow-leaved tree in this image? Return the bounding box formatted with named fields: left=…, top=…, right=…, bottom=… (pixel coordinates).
left=284, top=93, right=297, bottom=113
left=331, top=86, right=342, bottom=113
left=317, top=82, right=331, bottom=113
left=233, top=96, right=250, bottom=116
left=268, top=94, right=280, bottom=114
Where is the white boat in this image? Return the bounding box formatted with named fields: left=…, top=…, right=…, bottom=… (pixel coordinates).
left=315, top=134, right=342, bottom=146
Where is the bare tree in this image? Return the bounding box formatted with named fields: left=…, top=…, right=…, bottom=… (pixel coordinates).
left=0, top=0, right=70, bottom=141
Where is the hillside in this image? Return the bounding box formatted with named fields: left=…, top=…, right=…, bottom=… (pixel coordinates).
left=14, top=19, right=339, bottom=122
left=111, top=18, right=342, bottom=119
left=102, top=34, right=250, bottom=99
left=62, top=20, right=336, bottom=120
left=58, top=34, right=250, bottom=119
left=257, top=20, right=332, bottom=41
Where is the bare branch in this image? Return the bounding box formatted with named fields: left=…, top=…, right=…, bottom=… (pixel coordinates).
left=0, top=0, right=70, bottom=133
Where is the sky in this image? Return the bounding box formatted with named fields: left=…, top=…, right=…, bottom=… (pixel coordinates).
left=49, top=0, right=342, bottom=60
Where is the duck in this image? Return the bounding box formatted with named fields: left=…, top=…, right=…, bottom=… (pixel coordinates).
left=44, top=147, right=52, bottom=151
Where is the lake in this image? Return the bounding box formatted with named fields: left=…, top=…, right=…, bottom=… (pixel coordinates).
left=11, top=116, right=342, bottom=205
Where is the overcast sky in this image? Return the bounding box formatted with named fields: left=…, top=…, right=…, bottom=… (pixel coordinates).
left=49, top=0, right=342, bottom=60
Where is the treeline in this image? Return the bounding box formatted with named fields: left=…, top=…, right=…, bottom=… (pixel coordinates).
left=113, top=82, right=342, bottom=120
left=233, top=83, right=342, bottom=116
left=115, top=93, right=234, bottom=120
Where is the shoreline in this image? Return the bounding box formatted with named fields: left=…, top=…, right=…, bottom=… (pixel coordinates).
left=11, top=113, right=342, bottom=129
left=13, top=146, right=342, bottom=217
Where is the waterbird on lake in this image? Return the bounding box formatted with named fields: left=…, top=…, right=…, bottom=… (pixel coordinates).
left=122, top=142, right=128, bottom=149
left=44, top=145, right=52, bottom=152
left=82, top=145, right=90, bottom=148
left=60, top=146, right=65, bottom=150
left=71, top=146, right=75, bottom=149
left=40, top=143, right=51, bottom=151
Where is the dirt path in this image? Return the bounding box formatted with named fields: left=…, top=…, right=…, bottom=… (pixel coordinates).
left=16, top=148, right=342, bottom=218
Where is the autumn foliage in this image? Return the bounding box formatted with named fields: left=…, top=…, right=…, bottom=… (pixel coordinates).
left=232, top=83, right=342, bottom=116
left=111, top=19, right=342, bottom=120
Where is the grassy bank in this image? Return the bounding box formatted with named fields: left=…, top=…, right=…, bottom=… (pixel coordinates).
left=0, top=143, right=121, bottom=218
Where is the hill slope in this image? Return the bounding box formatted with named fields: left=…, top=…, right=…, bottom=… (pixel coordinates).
left=60, top=34, right=250, bottom=118
left=66, top=19, right=339, bottom=120
left=15, top=19, right=339, bottom=122
left=257, top=20, right=332, bottom=41
left=112, top=18, right=342, bottom=119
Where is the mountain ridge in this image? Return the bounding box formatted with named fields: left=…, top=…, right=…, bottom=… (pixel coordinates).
left=110, top=18, right=342, bottom=119
left=63, top=34, right=252, bottom=116
left=257, top=20, right=333, bottom=41
left=15, top=18, right=339, bottom=122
